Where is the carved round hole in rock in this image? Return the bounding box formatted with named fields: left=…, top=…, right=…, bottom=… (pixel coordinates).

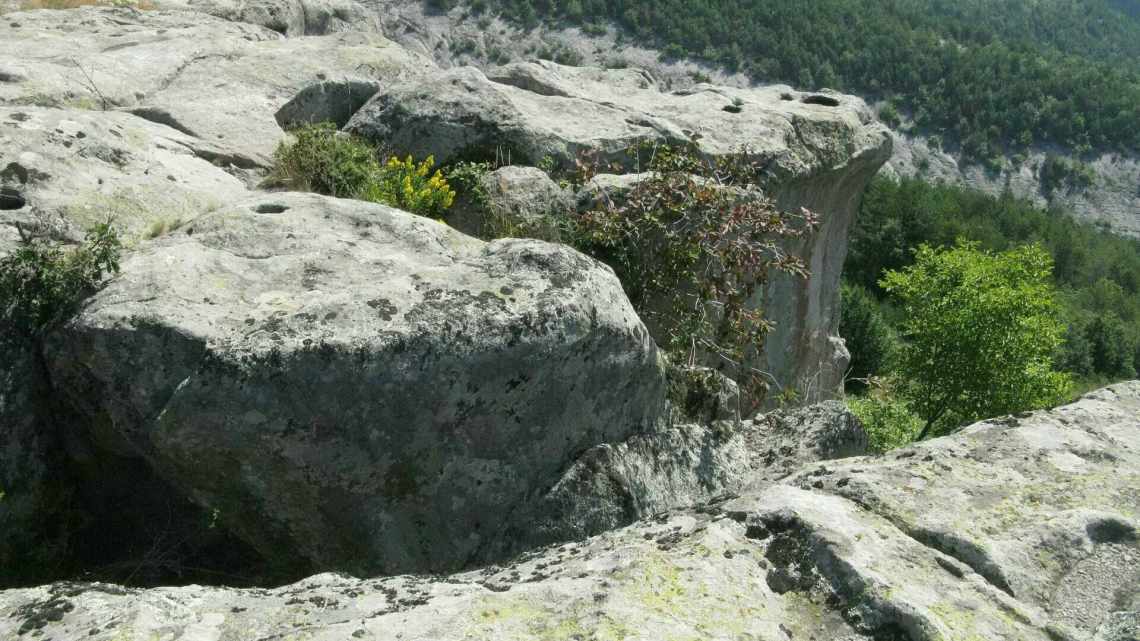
left=253, top=203, right=289, bottom=214
left=801, top=94, right=840, bottom=107
left=722, top=104, right=743, bottom=114
left=0, top=186, right=26, bottom=210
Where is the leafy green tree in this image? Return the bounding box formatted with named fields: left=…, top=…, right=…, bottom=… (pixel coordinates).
left=881, top=241, right=1071, bottom=439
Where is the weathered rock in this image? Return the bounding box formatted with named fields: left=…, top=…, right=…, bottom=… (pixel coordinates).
left=42, top=191, right=666, bottom=577
left=446, top=165, right=573, bottom=239
left=780, top=382, right=1140, bottom=638
left=347, top=61, right=889, bottom=180
left=274, top=78, right=381, bottom=129
left=2, top=382, right=1135, bottom=640
left=347, top=61, right=891, bottom=402
left=0, top=7, right=430, bottom=168
left=0, top=107, right=247, bottom=242
left=506, top=399, right=868, bottom=558
left=159, top=0, right=375, bottom=36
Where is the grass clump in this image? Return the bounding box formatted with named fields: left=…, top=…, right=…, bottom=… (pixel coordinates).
left=270, top=123, right=455, bottom=218
left=0, top=221, right=121, bottom=339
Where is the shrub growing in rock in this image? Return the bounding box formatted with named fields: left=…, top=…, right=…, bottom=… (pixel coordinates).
left=0, top=222, right=121, bottom=339
left=271, top=123, right=455, bottom=218
left=568, top=142, right=815, bottom=401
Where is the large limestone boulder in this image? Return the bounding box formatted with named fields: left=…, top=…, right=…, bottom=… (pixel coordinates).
left=157, top=0, right=376, bottom=36
left=345, top=61, right=888, bottom=180
left=2, top=382, right=1135, bottom=640
left=346, top=61, right=892, bottom=402
left=0, top=7, right=429, bottom=168
left=42, top=191, right=666, bottom=577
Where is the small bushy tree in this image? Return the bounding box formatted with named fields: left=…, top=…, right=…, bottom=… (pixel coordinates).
left=847, top=388, right=922, bottom=452
left=881, top=241, right=1071, bottom=439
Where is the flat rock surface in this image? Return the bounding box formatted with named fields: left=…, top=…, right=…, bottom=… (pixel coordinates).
left=2, top=383, right=1135, bottom=640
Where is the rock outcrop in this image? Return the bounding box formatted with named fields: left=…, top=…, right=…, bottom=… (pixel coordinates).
left=2, top=382, right=1136, bottom=640
left=444, top=165, right=574, bottom=240
left=41, top=191, right=665, bottom=577
left=347, top=60, right=892, bottom=402
left=0, top=3, right=891, bottom=582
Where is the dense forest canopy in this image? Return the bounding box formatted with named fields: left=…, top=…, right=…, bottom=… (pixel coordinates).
left=451, top=0, right=1140, bottom=161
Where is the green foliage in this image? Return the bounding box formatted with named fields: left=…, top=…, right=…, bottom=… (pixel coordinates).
left=0, top=222, right=121, bottom=339
left=846, top=176, right=1140, bottom=387
left=446, top=160, right=492, bottom=208
left=271, top=123, right=456, bottom=218
left=847, top=387, right=923, bottom=452
left=839, top=283, right=896, bottom=391
left=880, top=241, right=1071, bottom=438
left=567, top=143, right=815, bottom=400
left=271, top=123, right=378, bottom=198
left=477, top=0, right=1140, bottom=159
left=878, top=102, right=901, bottom=128
left=1084, top=314, right=1138, bottom=379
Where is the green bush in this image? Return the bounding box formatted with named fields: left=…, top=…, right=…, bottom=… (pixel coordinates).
left=271, top=122, right=379, bottom=198
left=847, top=391, right=922, bottom=453
left=0, top=222, right=121, bottom=339
left=271, top=123, right=455, bottom=218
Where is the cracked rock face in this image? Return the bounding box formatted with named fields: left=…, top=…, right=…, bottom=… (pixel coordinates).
left=40, top=192, right=665, bottom=577
left=1, top=383, right=1136, bottom=640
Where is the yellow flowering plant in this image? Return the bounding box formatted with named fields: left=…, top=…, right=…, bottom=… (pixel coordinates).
left=363, top=155, right=456, bottom=218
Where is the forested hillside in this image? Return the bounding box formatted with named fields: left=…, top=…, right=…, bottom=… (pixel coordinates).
left=444, top=0, right=1140, bottom=163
